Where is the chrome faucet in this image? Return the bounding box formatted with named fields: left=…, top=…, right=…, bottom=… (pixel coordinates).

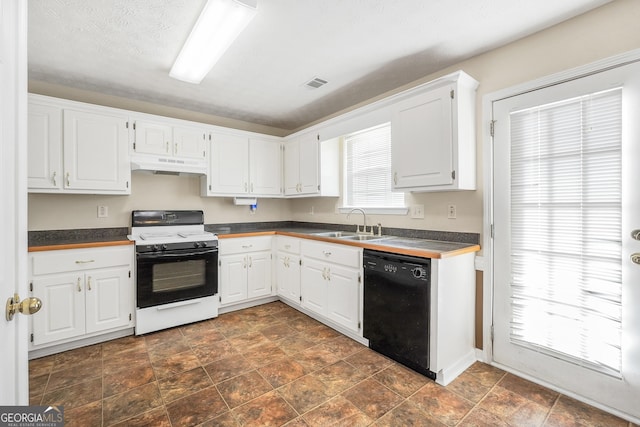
left=347, top=208, right=371, bottom=235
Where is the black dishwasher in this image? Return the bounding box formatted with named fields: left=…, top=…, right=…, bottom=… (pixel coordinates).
left=363, top=249, right=435, bottom=380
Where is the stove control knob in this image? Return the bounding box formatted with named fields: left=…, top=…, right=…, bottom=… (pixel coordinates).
left=152, top=245, right=160, bottom=252
left=201, top=241, right=208, bottom=247
left=193, top=242, right=200, bottom=248
left=161, top=244, right=168, bottom=251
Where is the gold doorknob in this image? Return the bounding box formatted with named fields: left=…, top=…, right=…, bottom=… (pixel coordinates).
left=5, top=294, right=42, bottom=321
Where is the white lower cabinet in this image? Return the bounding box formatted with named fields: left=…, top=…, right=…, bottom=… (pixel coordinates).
left=218, top=236, right=273, bottom=306
left=301, top=240, right=362, bottom=335
left=29, top=245, right=134, bottom=348
left=276, top=236, right=301, bottom=304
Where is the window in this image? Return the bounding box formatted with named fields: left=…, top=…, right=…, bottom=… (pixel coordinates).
left=343, top=123, right=405, bottom=211
left=509, top=88, right=622, bottom=375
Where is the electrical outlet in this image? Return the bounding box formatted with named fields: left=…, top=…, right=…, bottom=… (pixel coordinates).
left=447, top=204, right=457, bottom=219
left=411, top=204, right=425, bottom=219
left=97, top=205, right=108, bottom=218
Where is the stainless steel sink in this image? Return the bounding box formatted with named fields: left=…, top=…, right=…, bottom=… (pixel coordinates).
left=338, top=234, right=388, bottom=242
left=312, top=231, right=355, bottom=238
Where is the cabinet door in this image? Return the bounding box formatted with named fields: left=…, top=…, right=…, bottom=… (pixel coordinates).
left=209, top=133, right=249, bottom=194
left=31, top=274, right=85, bottom=345
left=63, top=109, right=131, bottom=192
left=298, top=136, right=320, bottom=194
left=391, top=84, right=454, bottom=189
left=283, top=140, right=300, bottom=195
left=84, top=267, right=133, bottom=334
left=173, top=125, right=207, bottom=160
left=277, top=252, right=301, bottom=303
left=28, top=103, right=62, bottom=191
left=134, top=120, right=172, bottom=155
left=247, top=250, right=272, bottom=299
left=301, top=258, right=327, bottom=316
left=249, top=138, right=282, bottom=195
left=327, top=265, right=360, bottom=333
left=219, top=254, right=248, bottom=305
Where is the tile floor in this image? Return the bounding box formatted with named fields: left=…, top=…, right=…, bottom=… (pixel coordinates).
left=29, top=301, right=636, bottom=427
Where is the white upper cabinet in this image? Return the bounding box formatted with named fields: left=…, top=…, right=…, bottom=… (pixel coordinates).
left=64, top=109, right=131, bottom=193
left=283, top=132, right=339, bottom=197
left=131, top=117, right=207, bottom=162
left=391, top=71, right=478, bottom=191
left=203, top=132, right=282, bottom=197
left=28, top=102, right=62, bottom=191
left=28, top=95, right=131, bottom=194
left=173, top=125, right=207, bottom=160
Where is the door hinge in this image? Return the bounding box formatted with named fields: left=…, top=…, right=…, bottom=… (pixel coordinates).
left=490, top=120, right=496, bottom=137
left=450, top=89, right=454, bottom=99
left=128, top=270, right=131, bottom=278
left=29, top=282, right=33, bottom=292
left=451, top=170, right=456, bottom=180
left=30, top=333, right=34, bottom=343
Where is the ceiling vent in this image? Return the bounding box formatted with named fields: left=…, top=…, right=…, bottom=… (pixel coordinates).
left=305, top=77, right=328, bottom=89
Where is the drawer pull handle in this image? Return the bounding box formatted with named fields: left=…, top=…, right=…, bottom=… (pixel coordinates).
left=77, top=278, right=82, bottom=292
left=75, top=260, right=95, bottom=264
left=284, top=244, right=291, bottom=249
left=242, top=245, right=253, bottom=249
left=248, top=256, right=252, bottom=268
left=66, top=172, right=70, bottom=187
left=87, top=276, right=92, bottom=291
left=52, top=171, right=57, bottom=186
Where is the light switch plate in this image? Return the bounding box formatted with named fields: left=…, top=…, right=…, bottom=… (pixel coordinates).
left=411, top=204, right=425, bottom=219
left=97, top=205, right=108, bottom=218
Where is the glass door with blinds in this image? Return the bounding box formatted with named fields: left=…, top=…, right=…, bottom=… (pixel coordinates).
left=492, top=61, right=640, bottom=420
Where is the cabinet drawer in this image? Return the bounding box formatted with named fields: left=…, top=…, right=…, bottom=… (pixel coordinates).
left=31, top=246, right=133, bottom=276
left=301, top=240, right=361, bottom=269
left=276, top=236, right=300, bottom=254
left=219, top=236, right=272, bottom=255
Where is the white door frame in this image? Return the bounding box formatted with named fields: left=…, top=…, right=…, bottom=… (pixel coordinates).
left=0, top=0, right=29, bottom=405
left=481, top=48, right=640, bottom=421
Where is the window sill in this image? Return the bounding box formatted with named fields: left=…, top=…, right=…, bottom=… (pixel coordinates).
left=338, top=207, right=409, bottom=215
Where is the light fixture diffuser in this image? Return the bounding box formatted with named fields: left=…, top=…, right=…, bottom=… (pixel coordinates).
left=170, top=0, right=257, bottom=84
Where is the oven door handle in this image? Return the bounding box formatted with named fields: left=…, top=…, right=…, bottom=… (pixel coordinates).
left=137, top=248, right=218, bottom=259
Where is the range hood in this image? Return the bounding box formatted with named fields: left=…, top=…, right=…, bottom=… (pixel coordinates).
left=130, top=154, right=208, bottom=176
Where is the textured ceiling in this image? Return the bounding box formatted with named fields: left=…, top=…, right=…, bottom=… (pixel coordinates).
left=28, top=0, right=611, bottom=132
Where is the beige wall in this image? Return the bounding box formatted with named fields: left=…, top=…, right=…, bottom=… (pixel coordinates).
left=28, top=0, right=640, bottom=232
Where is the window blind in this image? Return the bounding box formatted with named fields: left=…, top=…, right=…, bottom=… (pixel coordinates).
left=509, top=87, right=622, bottom=376
left=344, top=123, right=404, bottom=208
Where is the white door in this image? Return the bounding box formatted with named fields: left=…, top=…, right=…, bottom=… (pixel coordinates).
left=209, top=133, right=248, bottom=194
left=391, top=84, right=453, bottom=189
left=249, top=138, right=282, bottom=196
left=133, top=119, right=172, bottom=155
left=247, top=251, right=272, bottom=299
left=173, top=125, right=206, bottom=159
left=0, top=0, right=29, bottom=404
left=493, top=61, right=640, bottom=420
left=63, top=109, right=130, bottom=192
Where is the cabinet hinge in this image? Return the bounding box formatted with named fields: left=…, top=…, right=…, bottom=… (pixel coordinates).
left=270, top=253, right=273, bottom=260
left=490, top=120, right=496, bottom=138
left=133, top=142, right=136, bottom=150
left=317, top=134, right=320, bottom=141
left=126, top=121, right=129, bottom=129
left=450, top=89, right=455, bottom=99
left=451, top=170, right=456, bottom=180
left=358, top=321, right=361, bottom=330
left=299, top=259, right=302, bottom=266
left=29, top=282, right=33, bottom=292
left=299, top=295, right=302, bottom=302
left=358, top=274, right=361, bottom=284
left=128, top=270, right=131, bottom=278
left=129, top=313, right=132, bottom=321
left=202, top=133, right=206, bottom=140
left=203, top=151, right=206, bottom=158
left=219, top=295, right=222, bottom=302
left=209, top=184, right=212, bottom=191
left=218, top=260, right=222, bottom=267
left=126, top=181, right=129, bottom=189
left=30, top=333, right=34, bottom=343
left=491, top=224, right=495, bottom=239
left=133, top=122, right=136, bottom=130
left=317, top=185, right=320, bottom=191
left=490, top=324, right=495, bottom=342
left=209, top=134, right=212, bottom=141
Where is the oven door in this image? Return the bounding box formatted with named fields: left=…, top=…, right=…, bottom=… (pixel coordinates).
left=136, top=247, right=218, bottom=308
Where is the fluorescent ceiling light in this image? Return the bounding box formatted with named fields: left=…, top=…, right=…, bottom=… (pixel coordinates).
left=170, top=0, right=257, bottom=84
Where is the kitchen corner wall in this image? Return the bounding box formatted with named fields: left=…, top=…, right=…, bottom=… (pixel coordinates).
left=28, top=173, right=292, bottom=231
left=27, top=0, right=640, bottom=235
